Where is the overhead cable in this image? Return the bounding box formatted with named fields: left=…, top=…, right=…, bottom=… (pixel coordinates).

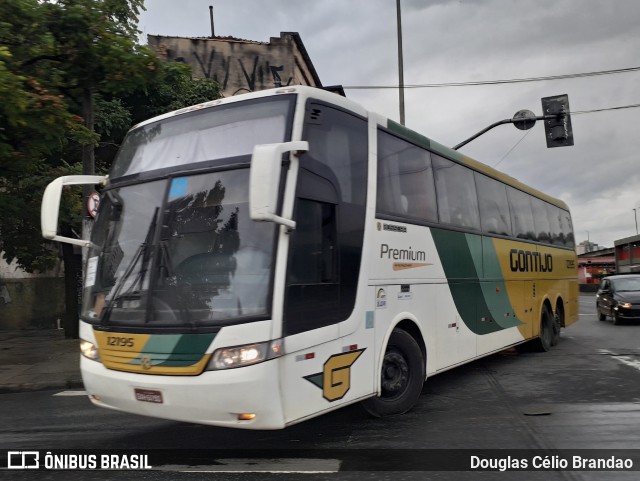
left=342, top=66, right=640, bottom=89
left=571, top=103, right=640, bottom=115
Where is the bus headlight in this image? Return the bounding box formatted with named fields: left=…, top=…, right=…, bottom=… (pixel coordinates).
left=80, top=340, right=101, bottom=362
left=208, top=339, right=284, bottom=370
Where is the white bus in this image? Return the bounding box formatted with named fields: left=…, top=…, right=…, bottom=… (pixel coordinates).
left=41, top=86, right=578, bottom=429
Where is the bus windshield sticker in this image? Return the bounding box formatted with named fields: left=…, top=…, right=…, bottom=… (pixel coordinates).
left=398, top=285, right=412, bottom=300
left=168, top=177, right=189, bottom=200
left=375, top=288, right=387, bottom=309
left=365, top=311, right=374, bottom=329
left=85, top=256, right=99, bottom=288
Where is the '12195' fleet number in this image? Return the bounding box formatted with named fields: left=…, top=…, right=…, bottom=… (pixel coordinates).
left=107, top=336, right=135, bottom=347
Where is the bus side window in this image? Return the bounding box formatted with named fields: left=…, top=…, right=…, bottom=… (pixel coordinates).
left=433, top=155, right=480, bottom=230
left=376, top=130, right=437, bottom=222
left=531, top=197, right=551, bottom=244
left=547, top=203, right=564, bottom=247
left=475, top=172, right=513, bottom=236
left=284, top=197, right=341, bottom=335
left=288, top=199, right=337, bottom=284
left=507, top=187, right=536, bottom=241
left=562, top=210, right=575, bottom=248
left=303, top=104, right=367, bottom=206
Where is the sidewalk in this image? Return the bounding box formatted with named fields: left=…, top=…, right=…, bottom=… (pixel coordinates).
left=0, top=329, right=83, bottom=393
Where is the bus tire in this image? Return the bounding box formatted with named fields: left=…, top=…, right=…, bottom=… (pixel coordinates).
left=362, top=328, right=425, bottom=418
left=532, top=305, right=553, bottom=352
left=551, top=304, right=563, bottom=346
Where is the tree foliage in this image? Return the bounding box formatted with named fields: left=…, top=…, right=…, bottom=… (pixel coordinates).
left=0, top=0, right=221, bottom=273
left=96, top=62, right=222, bottom=173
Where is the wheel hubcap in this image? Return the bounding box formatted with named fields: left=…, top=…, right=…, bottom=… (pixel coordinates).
left=381, top=350, right=409, bottom=398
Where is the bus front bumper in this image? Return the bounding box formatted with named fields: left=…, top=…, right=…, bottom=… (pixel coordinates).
left=81, top=356, right=286, bottom=429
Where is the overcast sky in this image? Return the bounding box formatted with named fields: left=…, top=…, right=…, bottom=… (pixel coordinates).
left=138, top=0, right=640, bottom=248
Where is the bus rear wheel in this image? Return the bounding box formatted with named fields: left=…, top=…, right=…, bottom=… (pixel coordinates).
left=362, top=328, right=425, bottom=418
left=532, top=305, right=553, bottom=352
left=551, top=303, right=563, bottom=346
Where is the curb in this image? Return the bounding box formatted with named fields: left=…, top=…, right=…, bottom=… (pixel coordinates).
left=0, top=379, right=84, bottom=394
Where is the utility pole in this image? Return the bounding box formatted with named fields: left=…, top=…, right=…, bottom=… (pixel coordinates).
left=209, top=5, right=215, bottom=37
left=396, top=0, right=405, bottom=125
left=634, top=208, right=638, bottom=235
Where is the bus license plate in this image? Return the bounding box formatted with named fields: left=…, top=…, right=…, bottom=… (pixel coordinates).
left=134, top=388, right=163, bottom=404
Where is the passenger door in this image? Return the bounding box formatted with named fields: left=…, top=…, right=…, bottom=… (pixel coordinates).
left=280, top=101, right=372, bottom=424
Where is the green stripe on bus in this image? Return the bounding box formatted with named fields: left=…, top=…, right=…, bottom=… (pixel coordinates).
left=128, top=333, right=216, bottom=367
left=431, top=228, right=521, bottom=335
left=171, top=333, right=216, bottom=354
left=139, top=334, right=182, bottom=353
left=158, top=333, right=216, bottom=366
left=480, top=237, right=523, bottom=329
left=387, top=120, right=432, bottom=149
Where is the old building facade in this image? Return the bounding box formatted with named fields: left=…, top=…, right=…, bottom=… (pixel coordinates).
left=148, top=32, right=323, bottom=97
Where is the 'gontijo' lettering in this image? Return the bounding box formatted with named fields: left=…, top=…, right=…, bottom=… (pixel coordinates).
left=509, top=249, right=553, bottom=273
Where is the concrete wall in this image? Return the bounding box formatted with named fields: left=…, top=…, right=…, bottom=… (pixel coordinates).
left=148, top=32, right=321, bottom=97
left=0, top=256, right=65, bottom=329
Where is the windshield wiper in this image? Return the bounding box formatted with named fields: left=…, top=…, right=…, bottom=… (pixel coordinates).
left=147, top=238, right=195, bottom=327
left=101, top=208, right=159, bottom=323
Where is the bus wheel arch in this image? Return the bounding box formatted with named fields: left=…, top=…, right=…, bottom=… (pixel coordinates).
left=394, top=319, right=427, bottom=371
left=362, top=321, right=426, bottom=418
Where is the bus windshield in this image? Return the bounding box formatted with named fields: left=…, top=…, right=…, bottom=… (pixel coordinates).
left=82, top=169, right=275, bottom=328
left=79, top=96, right=296, bottom=329
left=110, top=96, right=294, bottom=178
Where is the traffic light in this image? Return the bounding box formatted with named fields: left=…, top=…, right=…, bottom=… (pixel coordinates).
left=541, top=94, right=574, bottom=148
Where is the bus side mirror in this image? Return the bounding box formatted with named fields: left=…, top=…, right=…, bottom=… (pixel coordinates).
left=249, top=141, right=309, bottom=230
left=41, top=175, right=108, bottom=247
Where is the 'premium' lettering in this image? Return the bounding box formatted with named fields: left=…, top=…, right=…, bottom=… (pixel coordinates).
left=380, top=244, right=426, bottom=262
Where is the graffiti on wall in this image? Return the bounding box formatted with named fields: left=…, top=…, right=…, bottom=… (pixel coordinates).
left=172, top=49, right=293, bottom=94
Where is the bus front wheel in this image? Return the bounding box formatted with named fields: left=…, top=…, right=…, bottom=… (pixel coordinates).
left=362, top=328, right=425, bottom=418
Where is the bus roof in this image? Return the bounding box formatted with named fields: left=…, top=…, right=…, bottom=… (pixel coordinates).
left=131, top=85, right=569, bottom=211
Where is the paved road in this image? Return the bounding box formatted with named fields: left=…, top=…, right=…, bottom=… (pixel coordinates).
left=2, top=294, right=640, bottom=480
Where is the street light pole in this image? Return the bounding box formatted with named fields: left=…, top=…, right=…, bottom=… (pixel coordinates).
left=396, top=0, right=405, bottom=126
left=634, top=208, right=638, bottom=235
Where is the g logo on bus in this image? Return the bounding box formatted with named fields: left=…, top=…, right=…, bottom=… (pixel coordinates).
left=140, top=355, right=152, bottom=370
left=304, top=349, right=365, bottom=402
